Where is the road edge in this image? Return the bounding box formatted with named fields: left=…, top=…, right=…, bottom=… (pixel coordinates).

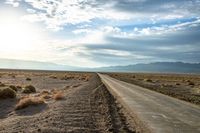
left=98, top=73, right=153, bottom=133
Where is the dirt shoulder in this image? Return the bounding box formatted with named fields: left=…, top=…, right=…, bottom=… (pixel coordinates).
left=106, top=72, right=200, bottom=105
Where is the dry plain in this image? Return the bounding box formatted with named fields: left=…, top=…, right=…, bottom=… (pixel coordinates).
left=0, top=70, right=200, bottom=133
left=0, top=70, right=135, bottom=133
left=106, top=72, right=200, bottom=105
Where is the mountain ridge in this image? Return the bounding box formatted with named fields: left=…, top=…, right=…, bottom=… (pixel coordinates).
left=94, top=62, right=200, bottom=73
left=0, top=58, right=199, bottom=73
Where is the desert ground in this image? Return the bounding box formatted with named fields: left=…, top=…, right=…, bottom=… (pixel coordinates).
left=1, top=70, right=200, bottom=133
left=106, top=72, right=200, bottom=105
left=0, top=70, right=135, bottom=133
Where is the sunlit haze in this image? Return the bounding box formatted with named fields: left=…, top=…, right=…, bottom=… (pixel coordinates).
left=0, top=12, right=40, bottom=51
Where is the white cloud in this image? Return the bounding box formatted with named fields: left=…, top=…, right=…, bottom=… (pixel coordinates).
left=5, top=0, right=19, bottom=7
left=6, top=0, right=132, bottom=31
left=5, top=0, right=21, bottom=7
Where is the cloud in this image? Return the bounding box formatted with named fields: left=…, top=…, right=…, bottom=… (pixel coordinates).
left=5, top=0, right=21, bottom=7
left=9, top=0, right=130, bottom=31
left=79, top=23, right=200, bottom=65
left=5, top=0, right=200, bottom=31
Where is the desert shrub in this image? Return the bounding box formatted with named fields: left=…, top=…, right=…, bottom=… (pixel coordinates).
left=84, top=76, right=90, bottom=81
left=53, top=91, right=64, bottom=100
left=16, top=86, right=22, bottom=89
left=9, top=85, right=18, bottom=92
left=188, top=81, right=195, bottom=86
left=0, top=87, right=16, bottom=99
left=51, top=89, right=57, bottom=94
left=0, top=83, right=5, bottom=87
left=144, top=79, right=153, bottom=82
left=50, top=76, right=57, bottom=79
left=41, top=90, right=50, bottom=94
left=15, top=97, right=45, bottom=110
left=41, top=94, right=51, bottom=99
left=26, top=78, right=31, bottom=81
left=40, top=90, right=51, bottom=99
left=22, top=85, right=36, bottom=93
left=176, top=83, right=180, bottom=85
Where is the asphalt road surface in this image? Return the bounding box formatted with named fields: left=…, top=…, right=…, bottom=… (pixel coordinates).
left=98, top=74, right=200, bottom=133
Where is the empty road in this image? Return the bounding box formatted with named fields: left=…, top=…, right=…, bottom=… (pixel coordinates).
left=98, top=74, right=200, bottom=133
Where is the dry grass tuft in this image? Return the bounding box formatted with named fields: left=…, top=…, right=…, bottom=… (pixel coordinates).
left=16, top=85, right=22, bottom=90
left=0, top=83, right=6, bottom=87
left=0, top=87, right=16, bottom=99
left=188, top=81, right=195, bottom=86
left=15, top=96, right=45, bottom=110
left=50, top=75, right=57, bottom=79
left=9, top=85, right=18, bottom=92
left=26, top=77, right=31, bottom=81
left=40, top=90, right=51, bottom=99
left=53, top=91, right=64, bottom=100
left=144, top=78, right=153, bottom=82
left=22, top=85, right=36, bottom=93
left=41, top=90, right=50, bottom=94
left=41, top=94, right=52, bottom=99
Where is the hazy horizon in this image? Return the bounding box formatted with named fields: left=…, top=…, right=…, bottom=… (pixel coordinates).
left=0, top=0, right=200, bottom=68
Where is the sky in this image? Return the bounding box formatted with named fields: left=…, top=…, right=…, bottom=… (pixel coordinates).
left=0, top=0, right=200, bottom=68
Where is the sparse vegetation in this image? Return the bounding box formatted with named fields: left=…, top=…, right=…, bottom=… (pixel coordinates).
left=40, top=90, right=51, bottom=99
left=59, top=73, right=92, bottom=81
left=144, top=78, right=153, bottom=82
left=15, top=96, right=45, bottom=110
left=16, top=85, right=22, bottom=90
left=41, top=90, right=50, bottom=94
left=50, top=75, right=57, bottom=79
left=26, top=77, right=31, bottom=81
left=22, top=85, right=36, bottom=93
left=53, top=91, right=64, bottom=100
left=41, top=94, right=52, bottom=99
left=0, top=87, right=16, bottom=99
left=0, top=82, right=5, bottom=87
left=9, top=85, right=18, bottom=92
left=188, top=81, right=195, bottom=86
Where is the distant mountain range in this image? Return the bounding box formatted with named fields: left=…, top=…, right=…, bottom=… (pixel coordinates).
left=0, top=58, right=200, bottom=73
left=94, top=62, right=200, bottom=73
left=0, top=58, right=78, bottom=71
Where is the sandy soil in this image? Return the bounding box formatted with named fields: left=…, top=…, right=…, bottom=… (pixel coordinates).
left=107, top=72, right=200, bottom=105
left=0, top=70, right=135, bottom=133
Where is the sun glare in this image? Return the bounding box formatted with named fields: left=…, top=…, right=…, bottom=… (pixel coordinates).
left=0, top=11, right=42, bottom=53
